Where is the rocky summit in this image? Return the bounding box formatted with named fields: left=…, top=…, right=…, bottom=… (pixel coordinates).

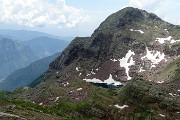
left=0, top=7, right=180, bottom=120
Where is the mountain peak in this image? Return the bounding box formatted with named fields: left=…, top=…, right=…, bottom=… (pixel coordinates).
left=113, top=7, right=162, bottom=23
left=92, top=7, right=167, bottom=36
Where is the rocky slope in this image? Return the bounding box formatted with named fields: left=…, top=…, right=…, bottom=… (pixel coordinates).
left=2, top=7, right=180, bottom=120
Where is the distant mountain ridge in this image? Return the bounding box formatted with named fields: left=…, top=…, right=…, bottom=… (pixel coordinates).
left=0, top=30, right=71, bottom=80
left=21, top=36, right=69, bottom=58
left=0, top=29, right=74, bottom=41
left=0, top=37, right=38, bottom=79
left=0, top=52, right=60, bottom=91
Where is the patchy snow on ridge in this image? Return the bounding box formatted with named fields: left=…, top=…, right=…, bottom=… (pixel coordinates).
left=159, top=114, right=165, bottom=117
left=156, top=36, right=172, bottom=44
left=77, top=88, right=83, bottom=91
left=39, top=103, right=43, bottom=105
left=120, top=50, right=135, bottom=80
left=114, top=104, right=129, bottom=109
left=110, top=50, right=135, bottom=80
left=156, top=36, right=180, bottom=44
left=170, top=39, right=180, bottom=43
left=157, top=81, right=164, bottom=84
left=76, top=67, right=80, bottom=71
left=84, top=78, right=102, bottom=83
left=141, top=47, right=166, bottom=68
left=130, top=29, right=144, bottom=34
left=87, top=73, right=91, bottom=76
left=139, top=67, right=146, bottom=72
left=85, top=69, right=96, bottom=77
left=63, top=82, right=69, bottom=87
left=104, top=74, right=122, bottom=86
left=91, top=69, right=96, bottom=75
left=96, top=68, right=100, bottom=71
left=84, top=74, right=122, bottom=86
left=54, top=97, right=59, bottom=102
left=110, top=58, right=118, bottom=62
left=169, top=93, right=175, bottom=97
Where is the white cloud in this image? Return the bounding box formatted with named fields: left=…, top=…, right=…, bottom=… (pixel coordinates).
left=128, top=0, right=180, bottom=25
left=129, top=0, right=158, bottom=9
left=0, top=0, right=88, bottom=28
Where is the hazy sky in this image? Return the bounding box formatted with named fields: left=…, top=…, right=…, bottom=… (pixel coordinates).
left=0, top=0, right=180, bottom=37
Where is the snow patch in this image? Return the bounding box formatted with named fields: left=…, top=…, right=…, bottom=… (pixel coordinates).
left=77, top=88, right=83, bottom=91
left=76, top=67, right=80, bottom=71
left=23, top=87, right=29, bottom=90
left=84, top=74, right=122, bottom=86
left=169, top=93, right=179, bottom=97
left=139, top=67, right=146, bottom=72
left=79, top=73, right=82, bottom=76
left=159, top=114, right=165, bottom=117
left=96, top=68, right=100, bottom=71
left=141, top=47, right=166, bottom=68
left=69, top=91, right=73, bottom=93
left=178, top=90, right=180, bottom=92
left=39, top=103, right=43, bottom=105
left=151, top=65, right=156, bottom=68
left=110, top=58, right=118, bottom=62
left=114, top=104, right=129, bottom=109
left=171, top=39, right=180, bottom=43
left=156, top=36, right=172, bottom=44
left=87, top=73, right=91, bottom=76
left=130, top=29, right=144, bottom=34
left=156, top=36, right=180, bottom=44
left=54, top=97, right=59, bottom=102
left=63, top=82, right=69, bottom=87
left=157, top=81, right=164, bottom=84
left=104, top=74, right=122, bottom=86
left=85, top=69, right=96, bottom=77
left=84, top=78, right=102, bottom=83
left=169, top=93, right=175, bottom=97
left=120, top=50, right=135, bottom=80
left=91, top=69, right=95, bottom=75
